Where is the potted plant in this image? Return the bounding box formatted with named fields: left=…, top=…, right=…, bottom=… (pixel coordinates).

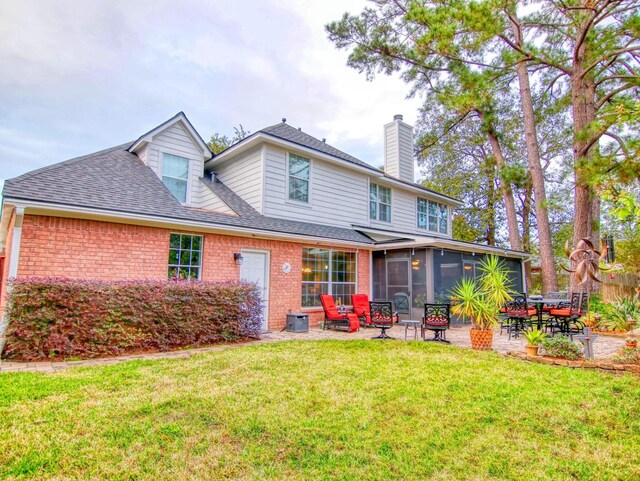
left=450, top=256, right=513, bottom=350
left=625, top=337, right=638, bottom=349
left=524, top=328, right=547, bottom=356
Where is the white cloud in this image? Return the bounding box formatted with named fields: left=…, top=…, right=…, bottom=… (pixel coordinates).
left=0, top=0, right=423, bottom=179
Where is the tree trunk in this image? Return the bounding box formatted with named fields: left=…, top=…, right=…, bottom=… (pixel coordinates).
left=508, top=13, right=558, bottom=295
left=521, top=178, right=534, bottom=292
left=570, top=18, right=598, bottom=294
left=485, top=157, right=497, bottom=246
left=480, top=113, right=523, bottom=251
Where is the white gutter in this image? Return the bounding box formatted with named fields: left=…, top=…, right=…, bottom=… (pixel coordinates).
left=205, top=133, right=462, bottom=207
left=368, top=234, right=529, bottom=258
left=0, top=206, right=24, bottom=355
left=2, top=198, right=374, bottom=249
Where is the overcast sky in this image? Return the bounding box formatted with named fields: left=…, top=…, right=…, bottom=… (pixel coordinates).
left=0, top=0, right=423, bottom=188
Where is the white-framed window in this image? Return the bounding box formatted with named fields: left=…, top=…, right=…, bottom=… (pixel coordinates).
left=168, top=233, right=202, bottom=280
left=418, top=197, right=449, bottom=234
left=288, top=153, right=310, bottom=203
left=162, top=153, right=189, bottom=203
left=302, top=248, right=357, bottom=307
left=370, top=183, right=391, bottom=222
left=417, top=198, right=428, bottom=229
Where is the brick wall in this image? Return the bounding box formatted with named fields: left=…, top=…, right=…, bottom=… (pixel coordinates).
left=14, top=215, right=371, bottom=330
left=19, top=216, right=169, bottom=280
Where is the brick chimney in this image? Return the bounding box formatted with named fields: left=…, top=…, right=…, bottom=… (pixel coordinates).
left=383, top=114, right=414, bottom=183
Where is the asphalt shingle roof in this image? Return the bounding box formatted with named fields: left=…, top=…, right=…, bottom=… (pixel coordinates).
left=258, top=122, right=460, bottom=203
left=260, top=123, right=375, bottom=171
left=2, top=145, right=373, bottom=245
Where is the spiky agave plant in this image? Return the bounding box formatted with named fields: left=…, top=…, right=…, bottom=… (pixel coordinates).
left=450, top=278, right=500, bottom=330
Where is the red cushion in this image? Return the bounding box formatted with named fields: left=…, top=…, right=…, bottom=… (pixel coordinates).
left=424, top=316, right=448, bottom=326
left=325, top=307, right=343, bottom=319
left=528, top=307, right=537, bottom=316
left=347, top=314, right=360, bottom=332
left=550, top=308, right=571, bottom=317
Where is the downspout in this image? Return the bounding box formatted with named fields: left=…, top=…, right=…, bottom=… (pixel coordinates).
left=0, top=206, right=24, bottom=356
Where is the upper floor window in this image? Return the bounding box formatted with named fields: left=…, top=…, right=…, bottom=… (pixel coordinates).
left=162, top=153, right=189, bottom=203
left=288, top=153, right=310, bottom=203
left=417, top=198, right=448, bottom=234
left=168, top=233, right=202, bottom=280
left=370, top=183, right=391, bottom=222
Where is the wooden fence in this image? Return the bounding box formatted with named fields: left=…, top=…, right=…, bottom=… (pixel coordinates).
left=601, top=273, right=640, bottom=302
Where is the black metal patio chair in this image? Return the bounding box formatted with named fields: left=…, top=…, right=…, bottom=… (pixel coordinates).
left=422, top=303, right=451, bottom=343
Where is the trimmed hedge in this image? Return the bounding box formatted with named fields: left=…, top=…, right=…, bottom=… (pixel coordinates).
left=3, top=278, right=263, bottom=360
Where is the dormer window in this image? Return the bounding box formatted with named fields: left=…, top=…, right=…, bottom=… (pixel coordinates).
left=370, top=183, right=391, bottom=222
left=162, top=153, right=189, bottom=203
left=288, top=153, right=310, bottom=203
left=418, top=198, right=449, bottom=234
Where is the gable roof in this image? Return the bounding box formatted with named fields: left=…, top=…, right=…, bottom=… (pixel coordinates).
left=2, top=144, right=373, bottom=245
left=260, top=122, right=374, bottom=170
left=208, top=121, right=462, bottom=205
left=128, top=112, right=212, bottom=160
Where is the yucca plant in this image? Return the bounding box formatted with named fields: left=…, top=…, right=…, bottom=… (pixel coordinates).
left=450, top=278, right=497, bottom=330
left=478, top=255, right=514, bottom=309
left=450, top=256, right=513, bottom=331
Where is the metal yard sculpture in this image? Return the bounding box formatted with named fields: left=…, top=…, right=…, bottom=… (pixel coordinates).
left=562, top=238, right=614, bottom=284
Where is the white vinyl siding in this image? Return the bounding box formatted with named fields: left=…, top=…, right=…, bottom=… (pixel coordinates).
left=263, top=146, right=368, bottom=227
left=145, top=122, right=206, bottom=206
left=214, top=146, right=263, bottom=212
left=192, top=180, right=237, bottom=214
left=397, top=123, right=414, bottom=181
left=383, top=121, right=414, bottom=183
left=391, top=190, right=415, bottom=229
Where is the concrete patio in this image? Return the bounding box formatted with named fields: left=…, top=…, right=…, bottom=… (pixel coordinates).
left=0, top=324, right=626, bottom=374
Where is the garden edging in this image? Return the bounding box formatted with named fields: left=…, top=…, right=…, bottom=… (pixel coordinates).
left=507, top=351, right=640, bottom=374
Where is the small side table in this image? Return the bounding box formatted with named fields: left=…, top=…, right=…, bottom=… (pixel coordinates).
left=397, top=320, right=421, bottom=341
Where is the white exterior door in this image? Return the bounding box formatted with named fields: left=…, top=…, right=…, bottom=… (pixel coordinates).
left=239, top=250, right=269, bottom=332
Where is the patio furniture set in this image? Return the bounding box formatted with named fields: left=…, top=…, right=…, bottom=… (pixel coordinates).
left=500, top=291, right=589, bottom=340
left=319, top=294, right=450, bottom=342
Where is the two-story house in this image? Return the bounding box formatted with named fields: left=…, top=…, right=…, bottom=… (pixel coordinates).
left=0, top=112, right=527, bottom=331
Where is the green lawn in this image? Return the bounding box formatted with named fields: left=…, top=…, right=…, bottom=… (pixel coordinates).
left=1, top=341, right=639, bottom=480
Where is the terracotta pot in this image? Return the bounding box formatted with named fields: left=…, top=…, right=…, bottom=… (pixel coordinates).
left=470, top=328, right=493, bottom=350
left=525, top=345, right=540, bottom=356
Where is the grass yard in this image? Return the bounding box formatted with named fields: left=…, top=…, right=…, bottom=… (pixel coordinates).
left=1, top=341, right=639, bottom=480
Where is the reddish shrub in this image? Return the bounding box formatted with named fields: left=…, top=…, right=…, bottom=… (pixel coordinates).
left=3, top=278, right=262, bottom=360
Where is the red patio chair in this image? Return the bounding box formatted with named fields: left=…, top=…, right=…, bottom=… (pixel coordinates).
left=548, top=292, right=585, bottom=338
left=320, top=294, right=360, bottom=332
left=351, top=294, right=372, bottom=327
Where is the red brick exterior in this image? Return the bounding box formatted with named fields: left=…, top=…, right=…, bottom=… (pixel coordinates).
left=10, top=215, right=371, bottom=329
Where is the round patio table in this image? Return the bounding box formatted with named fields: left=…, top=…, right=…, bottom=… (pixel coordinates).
left=527, top=298, right=566, bottom=330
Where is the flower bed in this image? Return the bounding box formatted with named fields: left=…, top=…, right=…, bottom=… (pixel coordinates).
left=3, top=277, right=262, bottom=360
left=508, top=351, right=640, bottom=374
